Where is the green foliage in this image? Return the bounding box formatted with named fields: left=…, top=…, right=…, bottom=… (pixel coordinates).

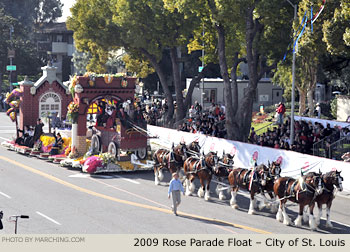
left=122, top=54, right=155, bottom=78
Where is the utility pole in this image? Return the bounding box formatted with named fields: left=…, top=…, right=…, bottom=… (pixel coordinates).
left=9, top=25, right=14, bottom=91
left=201, top=24, right=205, bottom=108
left=287, top=0, right=297, bottom=145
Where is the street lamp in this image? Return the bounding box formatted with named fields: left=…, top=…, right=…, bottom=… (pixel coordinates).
left=286, top=0, right=297, bottom=145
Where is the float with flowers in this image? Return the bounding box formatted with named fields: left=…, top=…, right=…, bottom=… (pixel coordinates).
left=59, top=73, right=154, bottom=173
left=1, top=72, right=154, bottom=174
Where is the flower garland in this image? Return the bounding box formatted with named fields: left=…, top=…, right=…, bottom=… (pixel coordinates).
left=67, top=101, right=79, bottom=123
left=99, top=152, right=116, bottom=166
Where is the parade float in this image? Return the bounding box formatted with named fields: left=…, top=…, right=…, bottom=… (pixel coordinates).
left=1, top=68, right=153, bottom=174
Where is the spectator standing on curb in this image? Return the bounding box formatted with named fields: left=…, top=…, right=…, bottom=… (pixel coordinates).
left=276, top=102, right=286, bottom=125
left=168, top=172, right=185, bottom=216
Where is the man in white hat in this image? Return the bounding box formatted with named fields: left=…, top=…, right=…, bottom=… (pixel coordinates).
left=168, top=172, right=185, bottom=216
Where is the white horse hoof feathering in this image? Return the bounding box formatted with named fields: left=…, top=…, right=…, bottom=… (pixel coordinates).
left=218, top=192, right=226, bottom=200
left=276, top=209, right=283, bottom=222
left=154, top=171, right=160, bottom=185
left=158, top=170, right=164, bottom=182
left=197, top=187, right=204, bottom=198
left=309, top=215, right=317, bottom=231
left=204, top=191, right=210, bottom=201
left=294, top=215, right=303, bottom=227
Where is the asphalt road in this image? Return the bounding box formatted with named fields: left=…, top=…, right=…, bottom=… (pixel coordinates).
left=0, top=112, right=349, bottom=234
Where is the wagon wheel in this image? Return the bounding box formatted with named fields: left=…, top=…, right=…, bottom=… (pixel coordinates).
left=108, top=142, right=118, bottom=158
left=91, top=135, right=101, bottom=153
left=136, top=148, right=147, bottom=160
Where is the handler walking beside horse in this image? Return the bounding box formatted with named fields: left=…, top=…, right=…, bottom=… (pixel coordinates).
left=168, top=172, right=185, bottom=216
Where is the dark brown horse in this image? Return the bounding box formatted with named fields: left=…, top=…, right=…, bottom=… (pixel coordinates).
left=186, top=141, right=201, bottom=156
left=214, top=151, right=235, bottom=200
left=228, top=165, right=268, bottom=214
left=309, top=170, right=343, bottom=228
left=183, top=152, right=219, bottom=201
left=153, top=142, right=187, bottom=185
left=258, top=161, right=282, bottom=212
left=273, top=172, right=323, bottom=230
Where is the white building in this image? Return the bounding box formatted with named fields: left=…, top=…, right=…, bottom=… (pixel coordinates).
left=186, top=78, right=284, bottom=111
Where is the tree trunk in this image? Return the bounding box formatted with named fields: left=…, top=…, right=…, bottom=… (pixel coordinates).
left=234, top=5, right=260, bottom=142
left=141, top=49, right=174, bottom=124
left=184, top=64, right=212, bottom=111
left=307, top=88, right=314, bottom=117
left=216, top=24, right=236, bottom=140
left=298, top=89, right=307, bottom=115
left=170, top=47, right=186, bottom=123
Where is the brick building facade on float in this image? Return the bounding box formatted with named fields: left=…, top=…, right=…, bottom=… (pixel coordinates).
left=19, top=65, right=72, bottom=130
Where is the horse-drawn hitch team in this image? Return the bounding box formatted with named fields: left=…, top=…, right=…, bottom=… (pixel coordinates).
left=153, top=140, right=344, bottom=231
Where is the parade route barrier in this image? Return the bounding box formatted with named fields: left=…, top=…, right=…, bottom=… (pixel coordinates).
left=148, top=125, right=350, bottom=193
left=294, top=116, right=350, bottom=128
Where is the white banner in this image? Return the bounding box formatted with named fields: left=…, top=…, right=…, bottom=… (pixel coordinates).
left=148, top=125, right=350, bottom=193
left=295, top=116, right=350, bottom=128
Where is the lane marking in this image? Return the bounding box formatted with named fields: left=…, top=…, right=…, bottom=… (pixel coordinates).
left=113, top=175, right=140, bottom=184
left=0, top=156, right=271, bottom=234
left=0, top=136, right=11, bottom=141
left=0, top=191, right=11, bottom=199
left=36, top=211, right=61, bottom=225
left=68, top=174, right=90, bottom=178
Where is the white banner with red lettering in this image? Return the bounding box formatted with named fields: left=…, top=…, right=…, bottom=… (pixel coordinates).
left=148, top=125, right=350, bottom=193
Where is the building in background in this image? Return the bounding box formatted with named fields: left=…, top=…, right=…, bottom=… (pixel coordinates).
left=186, top=78, right=284, bottom=111
left=35, top=22, right=75, bottom=82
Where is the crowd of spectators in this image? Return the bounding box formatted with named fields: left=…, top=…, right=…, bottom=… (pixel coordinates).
left=121, top=93, right=350, bottom=158
left=177, top=101, right=227, bottom=138
left=249, top=117, right=350, bottom=156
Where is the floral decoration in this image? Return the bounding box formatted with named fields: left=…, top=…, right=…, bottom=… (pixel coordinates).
left=67, top=101, right=79, bottom=123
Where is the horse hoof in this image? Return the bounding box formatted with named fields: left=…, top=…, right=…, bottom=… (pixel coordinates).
left=231, top=204, right=238, bottom=209
left=154, top=181, right=160, bottom=185
left=258, top=203, right=265, bottom=211
left=294, top=216, right=302, bottom=227
left=283, top=219, right=291, bottom=226
left=325, top=222, right=333, bottom=229
left=204, top=196, right=210, bottom=201
left=248, top=209, right=255, bottom=215
left=185, top=191, right=192, bottom=196
left=219, top=194, right=226, bottom=200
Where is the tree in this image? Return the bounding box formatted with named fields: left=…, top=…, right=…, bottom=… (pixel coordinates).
left=169, top=0, right=294, bottom=141
left=68, top=0, right=208, bottom=124
left=1, top=0, right=62, bottom=26
left=0, top=0, right=63, bottom=92
left=122, top=54, right=154, bottom=78
left=274, top=0, right=340, bottom=115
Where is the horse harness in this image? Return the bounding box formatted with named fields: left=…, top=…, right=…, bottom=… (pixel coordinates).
left=284, top=177, right=320, bottom=203
left=188, top=157, right=212, bottom=175
left=159, top=150, right=182, bottom=168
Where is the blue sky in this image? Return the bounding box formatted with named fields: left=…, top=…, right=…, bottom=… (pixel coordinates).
left=57, top=0, right=76, bottom=22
